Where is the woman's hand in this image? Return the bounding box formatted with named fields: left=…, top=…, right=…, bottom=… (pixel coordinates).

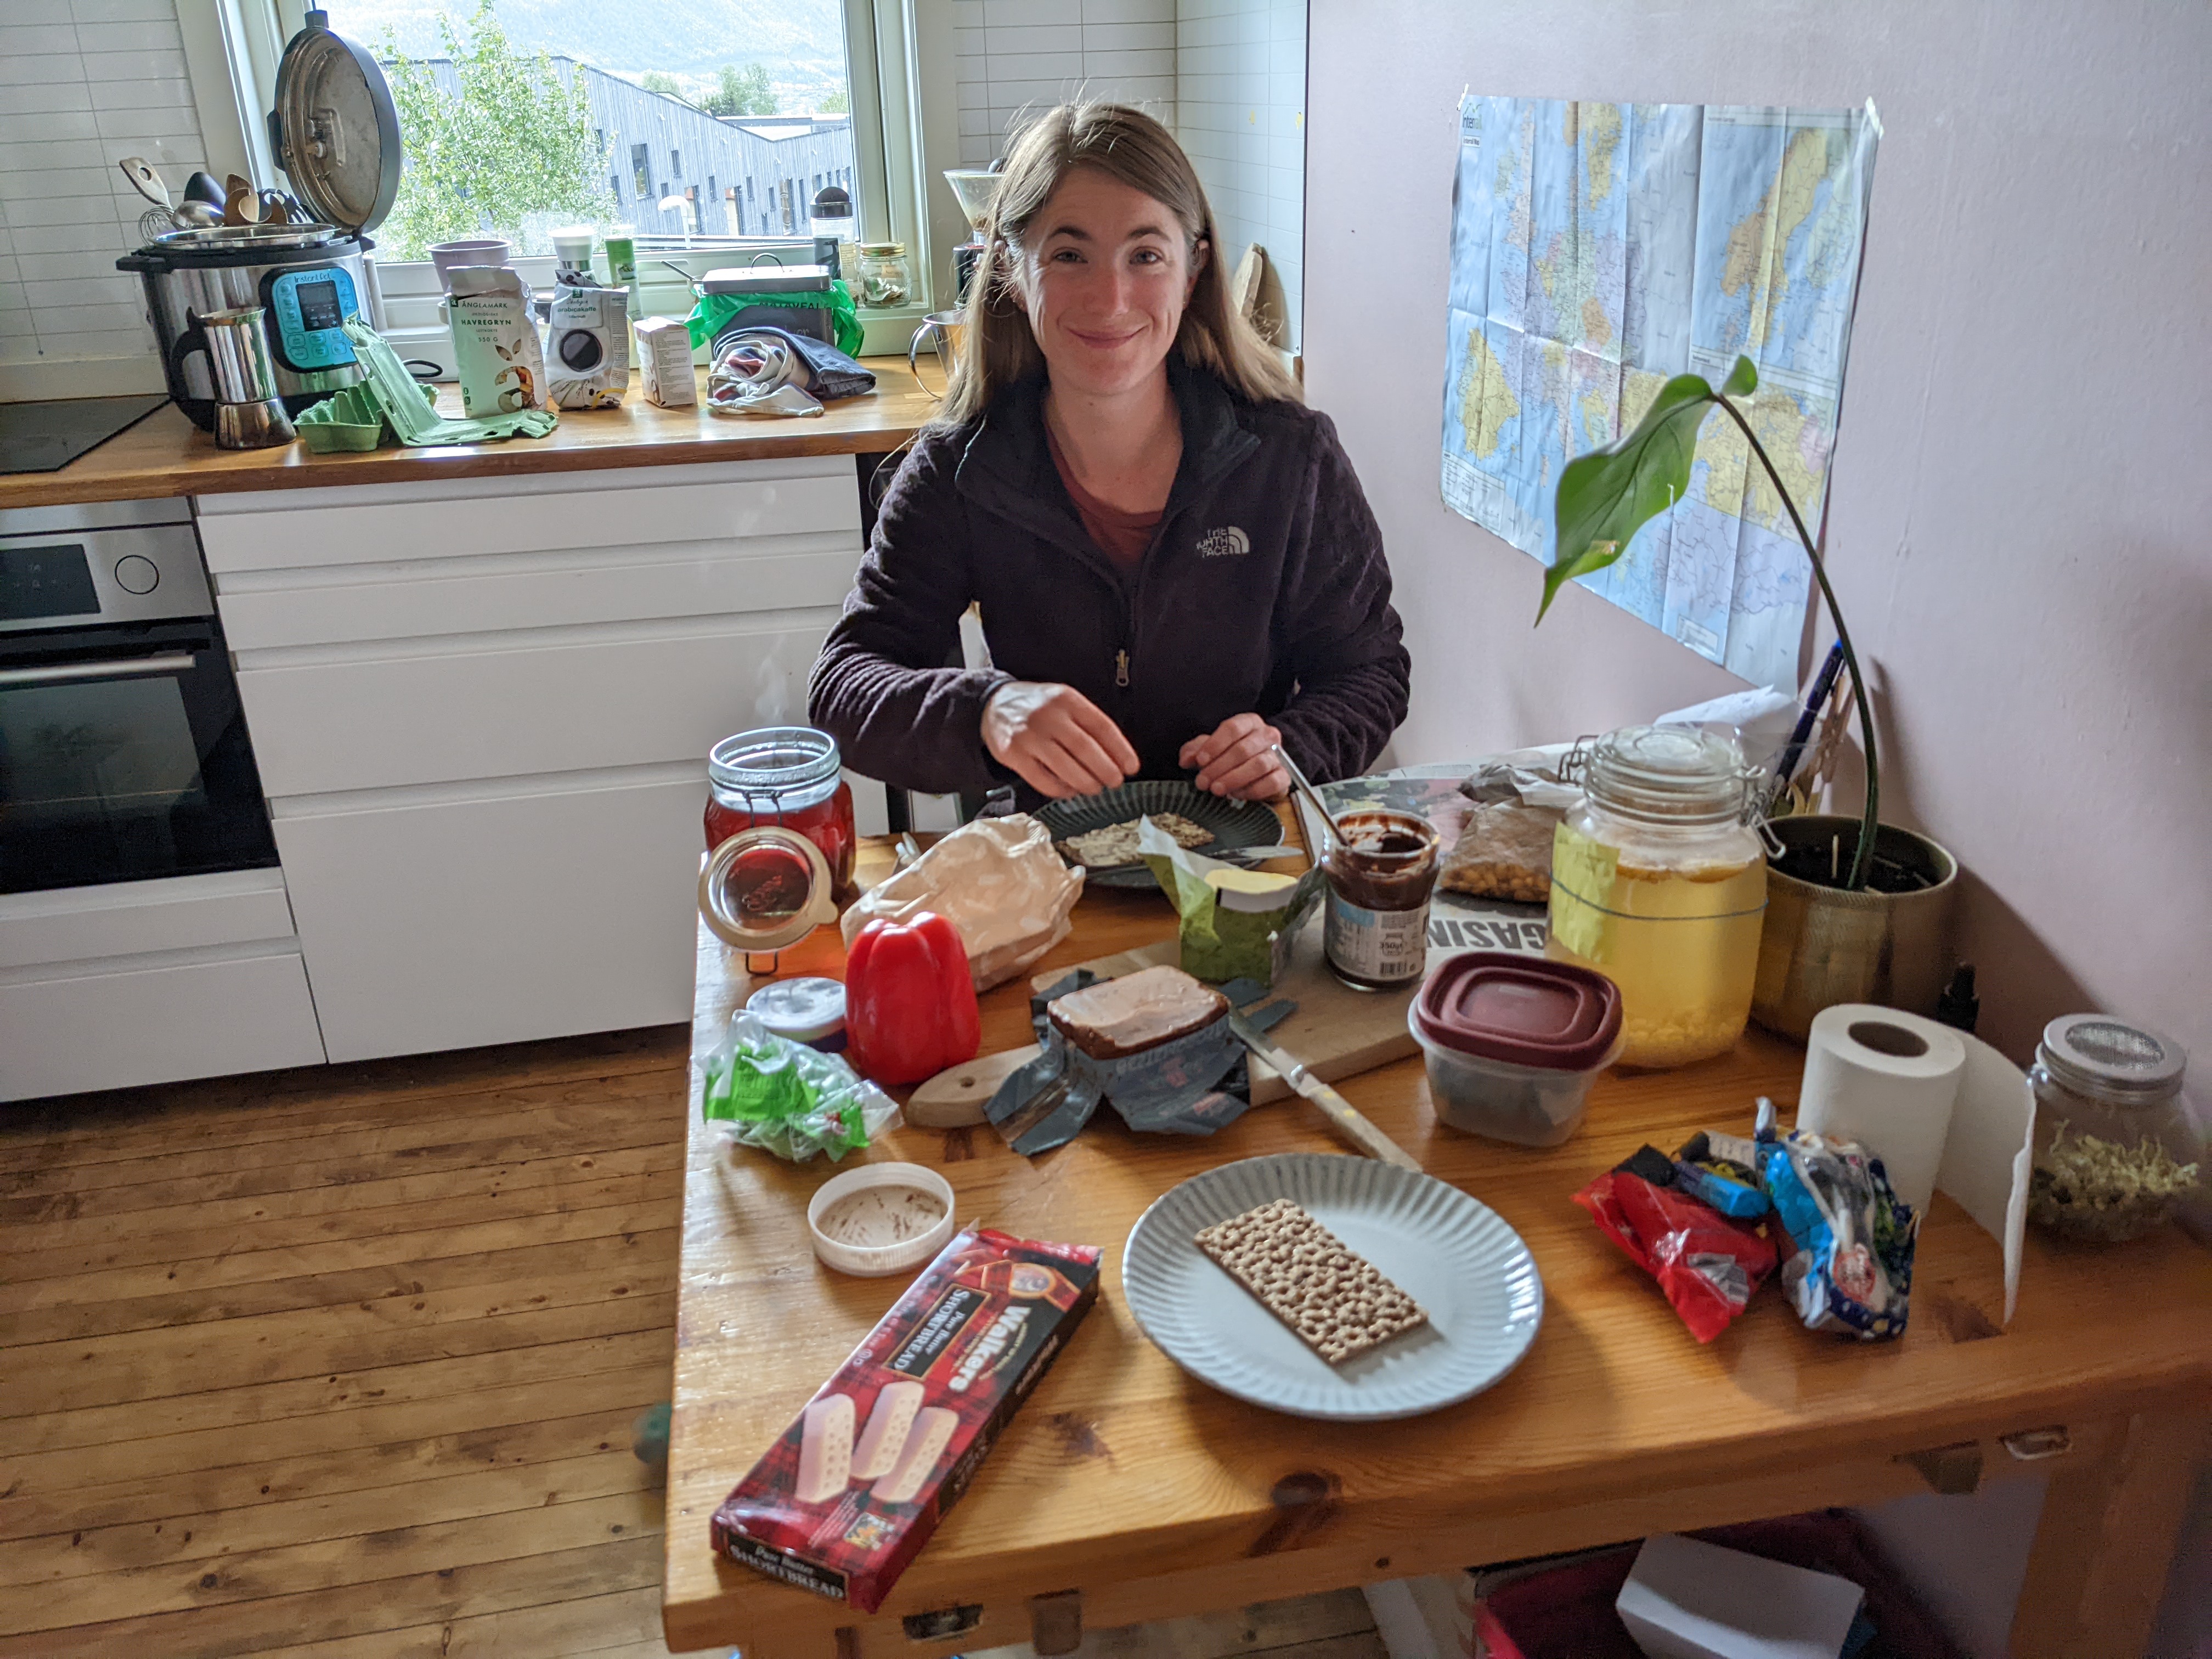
left=1181, top=714, right=1288, bottom=800
left=982, top=681, right=1140, bottom=799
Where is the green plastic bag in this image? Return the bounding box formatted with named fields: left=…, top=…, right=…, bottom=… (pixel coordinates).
left=686, top=279, right=864, bottom=358
left=699, top=1013, right=899, bottom=1162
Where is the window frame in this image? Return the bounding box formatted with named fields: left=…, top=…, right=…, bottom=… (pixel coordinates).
left=192, top=0, right=944, bottom=361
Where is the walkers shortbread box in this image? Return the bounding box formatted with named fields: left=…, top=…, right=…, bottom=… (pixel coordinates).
left=710, top=1228, right=1102, bottom=1611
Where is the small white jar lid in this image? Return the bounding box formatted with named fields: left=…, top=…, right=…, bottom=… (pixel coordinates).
left=747, top=975, right=847, bottom=1043
left=806, top=1161, right=957, bottom=1277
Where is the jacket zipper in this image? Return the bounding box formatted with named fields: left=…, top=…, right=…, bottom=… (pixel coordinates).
left=1115, top=648, right=1130, bottom=689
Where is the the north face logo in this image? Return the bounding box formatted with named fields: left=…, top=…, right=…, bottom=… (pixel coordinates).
left=1197, top=525, right=1250, bottom=557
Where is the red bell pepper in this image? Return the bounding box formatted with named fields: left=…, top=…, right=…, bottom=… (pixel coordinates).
left=844, top=911, right=981, bottom=1086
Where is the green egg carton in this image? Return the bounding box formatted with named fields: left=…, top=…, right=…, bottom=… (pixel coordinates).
left=296, top=379, right=441, bottom=452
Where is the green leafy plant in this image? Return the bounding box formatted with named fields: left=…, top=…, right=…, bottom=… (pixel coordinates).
left=704, top=63, right=779, bottom=117
left=1538, top=354, right=1880, bottom=890
left=379, top=0, right=614, bottom=261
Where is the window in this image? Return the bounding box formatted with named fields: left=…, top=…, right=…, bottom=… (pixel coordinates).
left=630, top=143, right=650, bottom=200
left=670, top=149, right=682, bottom=179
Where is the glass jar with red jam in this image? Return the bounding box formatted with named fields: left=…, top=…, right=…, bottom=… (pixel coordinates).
left=706, top=727, right=858, bottom=904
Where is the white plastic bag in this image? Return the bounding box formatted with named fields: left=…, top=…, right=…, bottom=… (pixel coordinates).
left=840, top=814, right=1083, bottom=992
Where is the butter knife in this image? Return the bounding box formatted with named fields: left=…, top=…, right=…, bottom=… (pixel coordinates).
left=1223, top=1009, right=1421, bottom=1171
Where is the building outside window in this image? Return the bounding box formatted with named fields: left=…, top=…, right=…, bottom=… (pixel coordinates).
left=357, top=1, right=865, bottom=257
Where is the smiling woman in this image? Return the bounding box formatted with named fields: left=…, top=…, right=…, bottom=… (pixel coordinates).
left=807, top=103, right=1410, bottom=809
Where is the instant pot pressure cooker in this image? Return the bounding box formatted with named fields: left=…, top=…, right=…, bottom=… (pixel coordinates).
left=117, top=10, right=400, bottom=432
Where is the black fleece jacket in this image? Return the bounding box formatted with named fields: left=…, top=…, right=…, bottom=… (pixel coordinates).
left=807, top=360, right=1410, bottom=800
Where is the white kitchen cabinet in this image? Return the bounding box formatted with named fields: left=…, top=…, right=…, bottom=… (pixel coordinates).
left=196, top=453, right=880, bottom=1063
left=0, top=870, right=326, bottom=1101
left=273, top=766, right=703, bottom=1063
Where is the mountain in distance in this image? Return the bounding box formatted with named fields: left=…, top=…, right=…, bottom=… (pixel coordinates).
left=331, top=0, right=847, bottom=103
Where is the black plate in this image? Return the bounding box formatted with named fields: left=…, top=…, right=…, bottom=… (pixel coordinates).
left=1034, top=780, right=1285, bottom=890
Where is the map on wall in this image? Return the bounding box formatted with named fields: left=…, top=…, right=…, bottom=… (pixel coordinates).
left=1440, top=95, right=1880, bottom=690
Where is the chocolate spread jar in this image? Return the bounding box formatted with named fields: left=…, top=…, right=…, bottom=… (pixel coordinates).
left=1322, top=809, right=1441, bottom=990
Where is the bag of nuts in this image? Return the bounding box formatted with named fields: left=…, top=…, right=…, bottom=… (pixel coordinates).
left=1438, top=754, right=1582, bottom=904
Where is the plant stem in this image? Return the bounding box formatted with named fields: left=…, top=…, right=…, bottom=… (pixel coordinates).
left=1712, top=395, right=1879, bottom=890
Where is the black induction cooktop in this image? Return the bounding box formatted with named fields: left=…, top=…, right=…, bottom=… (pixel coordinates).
left=0, top=394, right=171, bottom=476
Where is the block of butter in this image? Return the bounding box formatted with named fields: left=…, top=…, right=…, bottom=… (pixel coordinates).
left=634, top=315, right=697, bottom=408
left=711, top=1228, right=1101, bottom=1611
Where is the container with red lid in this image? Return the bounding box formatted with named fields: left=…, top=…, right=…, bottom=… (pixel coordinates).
left=1410, top=952, right=1624, bottom=1146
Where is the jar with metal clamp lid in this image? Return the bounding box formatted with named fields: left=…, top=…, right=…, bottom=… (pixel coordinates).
left=706, top=726, right=859, bottom=905
left=1547, top=725, right=1768, bottom=1068
left=2027, top=1015, right=2198, bottom=1242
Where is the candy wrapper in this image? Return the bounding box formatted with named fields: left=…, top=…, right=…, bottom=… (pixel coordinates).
left=1573, top=1146, right=1779, bottom=1342
left=1138, top=817, right=1323, bottom=987
left=1755, top=1098, right=1918, bottom=1340
left=701, top=1013, right=900, bottom=1161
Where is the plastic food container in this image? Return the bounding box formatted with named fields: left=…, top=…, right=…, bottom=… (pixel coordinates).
left=1412, top=952, right=1623, bottom=1146
left=805, top=1161, right=957, bottom=1276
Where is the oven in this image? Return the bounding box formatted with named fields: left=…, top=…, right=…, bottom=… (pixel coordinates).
left=0, top=499, right=278, bottom=895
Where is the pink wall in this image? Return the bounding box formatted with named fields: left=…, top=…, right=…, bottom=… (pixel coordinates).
left=1303, top=0, right=2212, bottom=1073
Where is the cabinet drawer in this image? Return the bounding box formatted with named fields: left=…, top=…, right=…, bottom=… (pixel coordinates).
left=275, top=768, right=703, bottom=1064
left=0, top=948, right=326, bottom=1101
left=238, top=612, right=835, bottom=798
left=213, top=533, right=863, bottom=650
left=195, top=456, right=861, bottom=573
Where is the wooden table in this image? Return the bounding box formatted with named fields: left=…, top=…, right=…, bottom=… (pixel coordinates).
left=664, top=837, right=2211, bottom=1659
left=0, top=359, right=935, bottom=512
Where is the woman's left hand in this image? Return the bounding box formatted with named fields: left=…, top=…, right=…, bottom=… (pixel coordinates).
left=1181, top=714, right=1288, bottom=800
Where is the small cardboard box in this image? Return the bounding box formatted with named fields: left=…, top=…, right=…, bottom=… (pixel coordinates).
left=1615, top=1534, right=1864, bottom=1659
left=634, top=315, right=697, bottom=408
left=710, top=1229, right=1101, bottom=1612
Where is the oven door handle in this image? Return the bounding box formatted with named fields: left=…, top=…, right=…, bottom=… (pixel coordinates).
left=0, top=651, right=199, bottom=687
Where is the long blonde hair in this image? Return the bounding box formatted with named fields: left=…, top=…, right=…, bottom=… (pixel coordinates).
left=934, top=102, right=1300, bottom=426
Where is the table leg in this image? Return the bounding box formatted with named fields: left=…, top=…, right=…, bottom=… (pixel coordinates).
left=2008, top=1407, right=2209, bottom=1658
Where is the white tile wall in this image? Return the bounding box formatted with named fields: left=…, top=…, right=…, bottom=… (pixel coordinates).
left=0, top=0, right=208, bottom=371
left=1176, top=0, right=1304, bottom=349
left=952, top=0, right=1179, bottom=167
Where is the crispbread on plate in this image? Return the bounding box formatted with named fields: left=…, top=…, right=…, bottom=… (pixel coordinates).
left=1057, top=812, right=1216, bottom=870
left=1195, top=1198, right=1429, bottom=1364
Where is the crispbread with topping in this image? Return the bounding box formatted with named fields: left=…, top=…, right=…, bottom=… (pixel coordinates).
left=1058, top=812, right=1215, bottom=869
left=1195, top=1198, right=1428, bottom=1364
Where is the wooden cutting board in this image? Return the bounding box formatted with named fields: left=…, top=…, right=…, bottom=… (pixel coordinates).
left=1028, top=914, right=1419, bottom=1105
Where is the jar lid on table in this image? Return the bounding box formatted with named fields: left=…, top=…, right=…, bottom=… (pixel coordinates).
left=1413, top=951, right=1623, bottom=1071
left=2037, top=1014, right=2187, bottom=1106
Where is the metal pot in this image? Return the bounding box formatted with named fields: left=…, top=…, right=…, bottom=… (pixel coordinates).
left=1751, top=816, right=1960, bottom=1040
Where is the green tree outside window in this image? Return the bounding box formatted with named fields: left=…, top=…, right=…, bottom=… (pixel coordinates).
left=379, top=0, right=614, bottom=261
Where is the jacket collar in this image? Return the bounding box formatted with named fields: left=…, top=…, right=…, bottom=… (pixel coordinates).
left=951, top=356, right=1264, bottom=549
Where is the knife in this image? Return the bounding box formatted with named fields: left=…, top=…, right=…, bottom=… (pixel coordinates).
left=1223, top=1009, right=1422, bottom=1171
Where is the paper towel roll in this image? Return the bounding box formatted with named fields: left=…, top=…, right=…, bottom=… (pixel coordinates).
left=1799, top=1005, right=1968, bottom=1215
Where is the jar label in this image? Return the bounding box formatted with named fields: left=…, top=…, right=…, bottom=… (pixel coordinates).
left=1548, top=822, right=1620, bottom=962
left=1324, top=890, right=1429, bottom=984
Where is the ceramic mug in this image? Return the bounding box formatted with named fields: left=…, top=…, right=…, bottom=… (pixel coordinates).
left=906, top=309, right=966, bottom=399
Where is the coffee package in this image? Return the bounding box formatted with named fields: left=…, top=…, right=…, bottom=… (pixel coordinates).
left=546, top=276, right=630, bottom=409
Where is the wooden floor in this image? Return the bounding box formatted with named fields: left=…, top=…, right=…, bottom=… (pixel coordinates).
left=0, top=1032, right=1385, bottom=1659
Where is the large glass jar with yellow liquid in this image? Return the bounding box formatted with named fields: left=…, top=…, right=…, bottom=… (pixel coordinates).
left=1547, top=726, right=1767, bottom=1069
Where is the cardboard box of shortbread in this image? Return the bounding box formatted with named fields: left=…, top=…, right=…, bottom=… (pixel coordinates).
left=710, top=1228, right=1102, bottom=1611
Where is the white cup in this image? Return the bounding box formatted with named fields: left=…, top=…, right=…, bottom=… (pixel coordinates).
left=430, top=239, right=512, bottom=292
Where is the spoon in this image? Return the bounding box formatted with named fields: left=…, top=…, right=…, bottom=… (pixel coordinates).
left=1270, top=743, right=1345, bottom=851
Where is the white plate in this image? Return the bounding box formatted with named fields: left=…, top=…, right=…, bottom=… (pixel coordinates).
left=1122, top=1153, right=1543, bottom=1420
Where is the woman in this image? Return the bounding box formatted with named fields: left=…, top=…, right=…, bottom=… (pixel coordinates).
left=808, top=103, right=1409, bottom=805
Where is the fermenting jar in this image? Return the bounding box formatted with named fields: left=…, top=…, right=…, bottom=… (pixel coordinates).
left=853, top=242, right=911, bottom=308
left=1547, top=725, right=1767, bottom=1068
left=2027, top=1015, right=2199, bottom=1242
left=706, top=727, right=859, bottom=904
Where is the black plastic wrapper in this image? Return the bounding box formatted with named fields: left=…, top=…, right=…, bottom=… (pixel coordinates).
left=984, top=973, right=1292, bottom=1155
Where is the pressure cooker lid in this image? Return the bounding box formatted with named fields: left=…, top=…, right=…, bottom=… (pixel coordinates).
left=269, top=9, right=402, bottom=235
